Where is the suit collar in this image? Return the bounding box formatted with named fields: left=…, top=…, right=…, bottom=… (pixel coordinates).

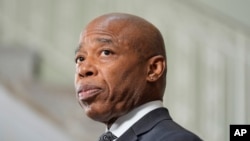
left=117, top=108, right=172, bottom=141
left=132, top=108, right=172, bottom=135
left=110, top=101, right=163, bottom=138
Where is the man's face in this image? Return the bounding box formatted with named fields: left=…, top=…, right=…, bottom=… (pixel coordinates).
left=74, top=22, right=148, bottom=123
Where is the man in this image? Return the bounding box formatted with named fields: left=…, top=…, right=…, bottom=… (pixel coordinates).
left=74, top=13, right=202, bottom=141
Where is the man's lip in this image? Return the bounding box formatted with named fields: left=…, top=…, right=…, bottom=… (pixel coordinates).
left=77, top=85, right=102, bottom=101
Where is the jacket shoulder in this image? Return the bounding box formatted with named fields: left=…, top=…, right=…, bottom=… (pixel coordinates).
left=136, top=108, right=202, bottom=141
left=139, top=118, right=202, bottom=141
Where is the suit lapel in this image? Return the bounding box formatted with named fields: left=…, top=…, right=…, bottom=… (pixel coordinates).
left=116, top=128, right=137, bottom=141
left=116, top=108, right=172, bottom=141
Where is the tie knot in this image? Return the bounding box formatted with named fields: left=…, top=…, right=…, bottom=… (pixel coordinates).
left=99, top=131, right=117, bottom=141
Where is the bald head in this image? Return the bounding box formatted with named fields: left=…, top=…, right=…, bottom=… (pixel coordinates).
left=83, top=13, right=166, bottom=60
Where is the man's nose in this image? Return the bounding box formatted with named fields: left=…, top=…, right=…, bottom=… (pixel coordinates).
left=77, top=60, right=97, bottom=78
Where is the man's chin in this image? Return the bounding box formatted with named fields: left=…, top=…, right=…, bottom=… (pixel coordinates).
left=83, top=105, right=101, bottom=118
left=83, top=106, right=114, bottom=124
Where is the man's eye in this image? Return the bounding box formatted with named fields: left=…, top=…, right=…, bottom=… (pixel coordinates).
left=101, top=50, right=113, bottom=56
left=75, top=57, right=84, bottom=63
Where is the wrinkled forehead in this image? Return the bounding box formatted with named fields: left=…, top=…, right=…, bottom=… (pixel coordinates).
left=79, top=30, right=117, bottom=43
left=79, top=16, right=133, bottom=46
left=79, top=26, right=120, bottom=48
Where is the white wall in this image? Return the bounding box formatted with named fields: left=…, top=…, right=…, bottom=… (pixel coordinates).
left=0, top=84, right=72, bottom=141
left=0, top=0, right=249, bottom=141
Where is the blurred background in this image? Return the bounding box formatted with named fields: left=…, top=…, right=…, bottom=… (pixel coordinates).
left=0, top=0, right=249, bottom=141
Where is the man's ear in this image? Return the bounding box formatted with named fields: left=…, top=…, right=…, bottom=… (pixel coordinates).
left=146, top=55, right=166, bottom=82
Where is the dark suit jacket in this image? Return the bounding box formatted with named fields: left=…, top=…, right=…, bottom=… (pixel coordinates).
left=117, top=108, right=202, bottom=141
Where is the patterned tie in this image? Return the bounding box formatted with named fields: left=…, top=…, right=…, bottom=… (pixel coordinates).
left=98, top=131, right=117, bottom=141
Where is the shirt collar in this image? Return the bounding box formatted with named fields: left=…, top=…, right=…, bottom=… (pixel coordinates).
left=108, top=100, right=163, bottom=139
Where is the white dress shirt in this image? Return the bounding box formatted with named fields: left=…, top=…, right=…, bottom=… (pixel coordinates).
left=107, top=100, right=163, bottom=140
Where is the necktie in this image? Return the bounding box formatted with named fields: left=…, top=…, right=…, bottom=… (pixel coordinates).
left=98, top=131, right=117, bottom=141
